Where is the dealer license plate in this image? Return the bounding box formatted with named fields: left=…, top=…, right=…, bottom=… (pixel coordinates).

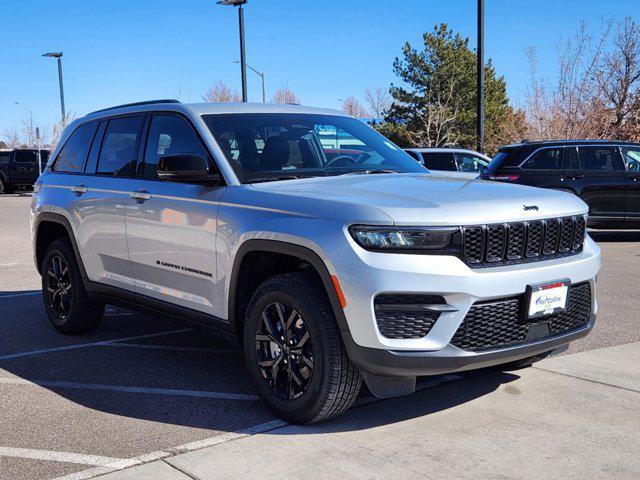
left=527, top=281, right=569, bottom=320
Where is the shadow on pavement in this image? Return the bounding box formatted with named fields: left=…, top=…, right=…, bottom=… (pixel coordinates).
left=0, top=289, right=518, bottom=433
left=589, top=230, right=640, bottom=242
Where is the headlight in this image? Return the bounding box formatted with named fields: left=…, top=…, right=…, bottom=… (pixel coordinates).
left=348, top=225, right=460, bottom=252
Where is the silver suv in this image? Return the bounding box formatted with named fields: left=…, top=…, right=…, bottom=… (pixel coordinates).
left=31, top=100, right=601, bottom=423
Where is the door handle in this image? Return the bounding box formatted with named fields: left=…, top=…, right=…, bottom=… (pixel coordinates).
left=70, top=185, right=88, bottom=196
left=130, top=189, right=151, bottom=201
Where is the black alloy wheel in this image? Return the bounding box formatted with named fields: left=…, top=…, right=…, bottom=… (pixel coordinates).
left=255, top=301, right=314, bottom=399
left=45, top=254, right=73, bottom=320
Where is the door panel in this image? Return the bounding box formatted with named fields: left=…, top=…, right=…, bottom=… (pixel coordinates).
left=125, top=113, right=225, bottom=317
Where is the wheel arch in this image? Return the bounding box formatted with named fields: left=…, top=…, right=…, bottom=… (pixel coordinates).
left=34, top=212, right=87, bottom=278
left=228, top=239, right=349, bottom=339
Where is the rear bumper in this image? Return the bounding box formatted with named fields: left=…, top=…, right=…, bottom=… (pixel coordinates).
left=344, top=315, right=595, bottom=377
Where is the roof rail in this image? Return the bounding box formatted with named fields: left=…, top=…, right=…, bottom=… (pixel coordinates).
left=89, top=99, right=181, bottom=115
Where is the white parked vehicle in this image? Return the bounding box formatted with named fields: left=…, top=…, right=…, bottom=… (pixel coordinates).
left=405, top=147, right=491, bottom=179
left=32, top=100, right=600, bottom=423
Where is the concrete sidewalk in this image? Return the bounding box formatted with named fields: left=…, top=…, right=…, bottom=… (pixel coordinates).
left=98, top=342, right=640, bottom=480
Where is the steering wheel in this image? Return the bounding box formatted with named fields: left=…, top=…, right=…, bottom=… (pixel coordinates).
left=324, top=155, right=357, bottom=169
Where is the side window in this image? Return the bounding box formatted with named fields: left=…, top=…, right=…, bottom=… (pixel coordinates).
left=405, top=150, right=422, bottom=162
left=579, top=146, right=617, bottom=172
left=142, top=114, right=212, bottom=181
left=620, top=147, right=640, bottom=173
left=424, top=152, right=457, bottom=171
left=96, top=116, right=145, bottom=177
left=455, top=153, right=488, bottom=173
left=0, top=153, right=9, bottom=164
left=53, top=122, right=98, bottom=173
left=564, top=147, right=580, bottom=170
left=522, top=148, right=562, bottom=170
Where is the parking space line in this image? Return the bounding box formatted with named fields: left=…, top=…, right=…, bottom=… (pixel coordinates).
left=0, top=328, right=192, bottom=361
left=0, top=377, right=259, bottom=400
left=100, top=342, right=241, bottom=354
left=0, top=446, right=127, bottom=466
left=0, top=291, right=40, bottom=299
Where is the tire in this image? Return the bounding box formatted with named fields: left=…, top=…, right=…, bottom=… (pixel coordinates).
left=0, top=178, right=5, bottom=194
left=41, top=238, right=104, bottom=334
left=243, top=272, right=362, bottom=424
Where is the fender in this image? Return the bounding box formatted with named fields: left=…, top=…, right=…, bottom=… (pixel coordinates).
left=228, top=239, right=351, bottom=336
left=33, top=212, right=88, bottom=279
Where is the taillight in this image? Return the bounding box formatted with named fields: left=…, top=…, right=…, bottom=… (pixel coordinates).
left=486, top=174, right=520, bottom=182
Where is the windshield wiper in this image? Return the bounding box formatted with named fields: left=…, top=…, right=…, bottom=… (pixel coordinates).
left=249, top=175, right=301, bottom=184
left=339, top=169, right=399, bottom=176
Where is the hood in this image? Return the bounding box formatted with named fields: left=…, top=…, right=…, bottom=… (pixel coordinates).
left=250, top=173, right=588, bottom=225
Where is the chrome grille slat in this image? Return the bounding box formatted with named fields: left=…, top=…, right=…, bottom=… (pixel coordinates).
left=462, top=216, right=586, bottom=268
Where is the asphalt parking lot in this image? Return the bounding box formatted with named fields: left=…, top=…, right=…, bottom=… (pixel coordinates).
left=0, top=194, right=639, bottom=480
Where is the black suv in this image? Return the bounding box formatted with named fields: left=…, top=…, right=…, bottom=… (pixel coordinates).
left=482, top=140, right=640, bottom=229
left=0, top=149, right=50, bottom=194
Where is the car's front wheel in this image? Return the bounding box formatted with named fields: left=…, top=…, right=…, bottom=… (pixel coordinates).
left=244, top=272, right=362, bottom=424
left=42, top=238, right=104, bottom=334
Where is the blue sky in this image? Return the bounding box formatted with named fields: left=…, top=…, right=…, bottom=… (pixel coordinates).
left=2, top=0, right=639, bottom=136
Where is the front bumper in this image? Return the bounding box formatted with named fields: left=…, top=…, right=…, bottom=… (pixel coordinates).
left=343, top=314, right=594, bottom=377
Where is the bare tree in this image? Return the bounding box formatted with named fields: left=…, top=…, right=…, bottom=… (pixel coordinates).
left=271, top=85, right=300, bottom=104
left=3, top=115, right=45, bottom=148
left=598, top=17, right=640, bottom=139
left=407, top=79, right=459, bottom=147
left=341, top=96, right=369, bottom=118
left=202, top=81, right=241, bottom=103
left=364, top=87, right=391, bottom=118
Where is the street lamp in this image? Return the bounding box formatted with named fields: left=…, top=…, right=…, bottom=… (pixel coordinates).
left=42, top=52, right=66, bottom=126
left=234, top=60, right=264, bottom=102
left=476, top=0, right=484, bottom=153
left=217, top=0, right=248, bottom=102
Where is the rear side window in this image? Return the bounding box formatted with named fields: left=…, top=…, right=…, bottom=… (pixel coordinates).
left=53, top=122, right=98, bottom=173
left=96, top=116, right=145, bottom=176
left=579, top=146, right=617, bottom=171
left=424, top=152, right=456, bottom=171
left=522, top=148, right=562, bottom=170
left=14, top=151, right=37, bottom=163
left=455, top=153, right=487, bottom=173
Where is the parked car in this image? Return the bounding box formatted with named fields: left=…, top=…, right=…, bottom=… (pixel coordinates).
left=0, top=148, right=49, bottom=193
left=405, top=147, right=490, bottom=179
left=481, top=140, right=640, bottom=229
left=32, top=100, right=600, bottom=423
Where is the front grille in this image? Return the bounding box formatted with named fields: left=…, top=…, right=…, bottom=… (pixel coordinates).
left=462, top=216, right=586, bottom=267
left=450, top=282, right=592, bottom=352
left=374, top=294, right=444, bottom=339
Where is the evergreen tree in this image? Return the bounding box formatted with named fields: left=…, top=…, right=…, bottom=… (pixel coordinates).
left=379, top=24, right=525, bottom=154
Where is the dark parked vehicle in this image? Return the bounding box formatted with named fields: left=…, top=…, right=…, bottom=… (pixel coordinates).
left=481, top=140, right=640, bottom=229
left=0, top=149, right=49, bottom=194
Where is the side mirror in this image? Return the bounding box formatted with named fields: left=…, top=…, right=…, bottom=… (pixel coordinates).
left=157, top=154, right=222, bottom=186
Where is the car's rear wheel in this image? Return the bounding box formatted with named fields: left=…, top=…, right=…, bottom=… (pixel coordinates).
left=42, top=238, right=104, bottom=334
left=244, top=272, right=362, bottom=424
left=0, top=178, right=5, bottom=194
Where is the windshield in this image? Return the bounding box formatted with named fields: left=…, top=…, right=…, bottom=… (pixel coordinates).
left=203, top=113, right=427, bottom=183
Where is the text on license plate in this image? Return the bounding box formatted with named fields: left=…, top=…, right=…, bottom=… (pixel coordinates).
left=528, top=282, right=569, bottom=318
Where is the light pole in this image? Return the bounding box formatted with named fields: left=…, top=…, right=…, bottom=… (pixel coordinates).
left=476, top=0, right=485, bottom=153
left=14, top=102, right=34, bottom=146
left=42, top=52, right=66, bottom=126
left=218, top=0, right=248, bottom=102
left=234, top=60, right=264, bottom=102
